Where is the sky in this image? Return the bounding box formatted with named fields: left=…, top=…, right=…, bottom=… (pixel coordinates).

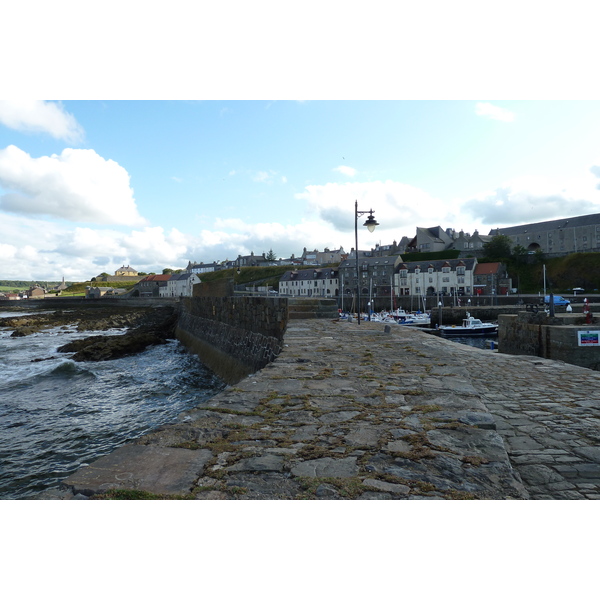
left=3, top=99, right=600, bottom=281
left=1, top=2, right=600, bottom=284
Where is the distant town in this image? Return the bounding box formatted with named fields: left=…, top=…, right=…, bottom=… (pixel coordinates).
left=2, top=212, right=600, bottom=304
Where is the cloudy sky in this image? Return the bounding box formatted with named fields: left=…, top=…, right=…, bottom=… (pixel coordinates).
left=2, top=4, right=600, bottom=282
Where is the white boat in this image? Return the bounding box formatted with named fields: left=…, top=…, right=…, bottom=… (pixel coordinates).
left=438, top=313, right=498, bottom=337
left=388, top=309, right=431, bottom=327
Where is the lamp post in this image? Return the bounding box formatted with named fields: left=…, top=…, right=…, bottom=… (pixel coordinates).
left=355, top=200, right=379, bottom=324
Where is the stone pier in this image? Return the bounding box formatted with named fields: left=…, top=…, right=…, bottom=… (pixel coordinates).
left=52, top=318, right=600, bottom=500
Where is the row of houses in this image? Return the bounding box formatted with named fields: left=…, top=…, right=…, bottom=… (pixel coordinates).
left=182, top=213, right=600, bottom=277
left=279, top=257, right=511, bottom=300
left=1, top=279, right=69, bottom=301
left=185, top=247, right=348, bottom=274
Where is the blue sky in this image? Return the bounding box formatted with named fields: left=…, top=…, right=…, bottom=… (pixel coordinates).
left=2, top=99, right=600, bottom=281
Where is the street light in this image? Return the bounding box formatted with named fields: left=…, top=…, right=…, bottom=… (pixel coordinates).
left=355, top=200, right=379, bottom=324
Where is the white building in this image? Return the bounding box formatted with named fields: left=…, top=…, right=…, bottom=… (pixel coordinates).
left=395, top=258, right=477, bottom=297
left=279, top=268, right=339, bottom=298
left=162, top=272, right=201, bottom=297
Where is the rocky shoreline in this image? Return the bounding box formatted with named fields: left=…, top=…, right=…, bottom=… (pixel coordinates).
left=0, top=305, right=178, bottom=361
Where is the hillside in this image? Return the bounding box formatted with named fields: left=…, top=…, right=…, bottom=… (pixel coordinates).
left=505, top=252, right=600, bottom=294
left=199, top=265, right=322, bottom=289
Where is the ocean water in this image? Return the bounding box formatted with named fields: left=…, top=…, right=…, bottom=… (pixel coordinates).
left=0, top=317, right=225, bottom=499
left=446, top=335, right=499, bottom=350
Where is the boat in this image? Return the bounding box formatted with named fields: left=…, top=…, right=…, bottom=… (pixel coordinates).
left=397, top=312, right=431, bottom=327
left=438, top=313, right=498, bottom=336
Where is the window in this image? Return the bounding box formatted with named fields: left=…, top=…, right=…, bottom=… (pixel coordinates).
left=457, top=267, right=465, bottom=275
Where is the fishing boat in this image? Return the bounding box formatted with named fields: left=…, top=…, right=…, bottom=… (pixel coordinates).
left=438, top=313, right=498, bottom=336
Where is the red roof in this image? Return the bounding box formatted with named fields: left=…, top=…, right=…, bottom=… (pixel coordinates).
left=474, top=262, right=502, bottom=275
left=140, top=274, right=172, bottom=282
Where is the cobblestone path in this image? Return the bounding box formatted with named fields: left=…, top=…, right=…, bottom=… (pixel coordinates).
left=53, top=319, right=600, bottom=500
left=456, top=345, right=600, bottom=499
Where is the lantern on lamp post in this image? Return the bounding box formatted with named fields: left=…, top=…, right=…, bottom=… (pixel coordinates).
left=355, top=200, right=379, bottom=324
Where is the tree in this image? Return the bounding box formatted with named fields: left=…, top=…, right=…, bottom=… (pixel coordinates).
left=483, top=235, right=512, bottom=261
left=265, top=249, right=277, bottom=261
left=163, top=268, right=174, bottom=274
left=512, top=244, right=527, bottom=259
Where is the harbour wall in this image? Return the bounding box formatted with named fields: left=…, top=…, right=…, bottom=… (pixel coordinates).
left=175, top=296, right=289, bottom=384
left=499, top=311, right=600, bottom=371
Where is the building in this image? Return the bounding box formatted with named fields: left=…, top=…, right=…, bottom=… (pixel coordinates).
left=136, top=274, right=171, bottom=297
left=278, top=268, right=339, bottom=298
left=490, top=213, right=600, bottom=256
left=115, top=265, right=138, bottom=277
left=163, top=272, right=201, bottom=297
left=395, top=258, right=477, bottom=297
left=26, top=285, right=46, bottom=298
left=300, top=247, right=346, bottom=265
left=86, top=286, right=115, bottom=299
left=338, top=254, right=403, bottom=302
left=186, top=261, right=222, bottom=274
left=235, top=252, right=271, bottom=268
left=405, top=226, right=456, bottom=253
left=473, top=262, right=512, bottom=296
left=452, top=230, right=494, bottom=255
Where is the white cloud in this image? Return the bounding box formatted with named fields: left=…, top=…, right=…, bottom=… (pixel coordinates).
left=0, top=100, right=84, bottom=143
left=462, top=174, right=600, bottom=227
left=0, top=145, right=147, bottom=226
left=475, top=102, right=515, bottom=122
left=295, top=180, right=446, bottom=234
left=251, top=170, right=286, bottom=184
left=333, top=165, right=357, bottom=177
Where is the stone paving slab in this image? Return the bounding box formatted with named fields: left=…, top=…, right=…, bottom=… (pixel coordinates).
left=61, top=445, right=213, bottom=497
left=52, top=318, right=600, bottom=500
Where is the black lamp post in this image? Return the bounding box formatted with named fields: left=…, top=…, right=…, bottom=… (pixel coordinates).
left=355, top=200, right=379, bottom=324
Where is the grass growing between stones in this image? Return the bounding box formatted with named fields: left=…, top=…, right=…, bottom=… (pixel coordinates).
left=93, top=489, right=195, bottom=500
left=296, top=476, right=366, bottom=499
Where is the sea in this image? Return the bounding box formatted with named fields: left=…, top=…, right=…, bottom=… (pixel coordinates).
left=0, top=309, right=226, bottom=500
left=445, top=335, right=499, bottom=350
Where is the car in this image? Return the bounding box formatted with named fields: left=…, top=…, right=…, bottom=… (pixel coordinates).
left=544, top=295, right=570, bottom=306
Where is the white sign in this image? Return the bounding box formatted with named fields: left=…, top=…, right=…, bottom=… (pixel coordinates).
left=577, top=331, right=600, bottom=347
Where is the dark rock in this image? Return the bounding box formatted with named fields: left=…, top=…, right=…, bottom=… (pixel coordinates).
left=57, top=306, right=178, bottom=361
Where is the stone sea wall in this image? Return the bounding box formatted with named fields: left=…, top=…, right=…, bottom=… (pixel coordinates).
left=176, top=296, right=289, bottom=384
left=499, top=311, right=600, bottom=370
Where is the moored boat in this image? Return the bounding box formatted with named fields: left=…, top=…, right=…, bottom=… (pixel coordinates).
left=438, top=313, right=498, bottom=336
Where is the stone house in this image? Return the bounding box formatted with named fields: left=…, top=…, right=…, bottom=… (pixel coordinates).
left=406, top=226, right=456, bottom=253
left=136, top=274, right=171, bottom=297
left=115, top=265, right=138, bottom=277
left=85, top=286, right=114, bottom=299
left=26, top=285, right=46, bottom=298
left=473, top=262, right=512, bottom=296
left=338, top=255, right=403, bottom=300
left=490, top=212, right=600, bottom=256
left=300, top=247, right=346, bottom=265
left=278, top=268, right=339, bottom=298
left=452, top=230, right=494, bottom=256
